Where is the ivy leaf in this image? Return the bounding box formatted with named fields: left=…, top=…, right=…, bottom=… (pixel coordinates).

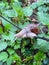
left=0, top=41, right=7, bottom=51
left=0, top=52, right=8, bottom=62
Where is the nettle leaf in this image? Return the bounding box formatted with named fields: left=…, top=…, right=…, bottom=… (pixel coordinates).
left=0, top=52, right=8, bottom=62
left=23, top=7, right=33, bottom=16
left=37, top=12, right=49, bottom=25
left=0, top=41, right=7, bottom=51
left=7, top=48, right=15, bottom=55
left=2, top=10, right=17, bottom=17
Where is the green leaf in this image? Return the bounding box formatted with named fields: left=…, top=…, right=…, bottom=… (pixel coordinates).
left=2, top=18, right=12, bottom=28
left=2, top=32, right=15, bottom=41
left=38, top=6, right=49, bottom=12
left=3, top=10, right=17, bottom=17
left=14, top=44, right=20, bottom=50
left=0, top=52, right=8, bottom=62
left=23, top=7, right=33, bottom=16
left=7, top=48, right=15, bottom=55
left=0, top=61, right=3, bottom=65
left=33, top=39, right=49, bottom=52
left=8, top=42, right=15, bottom=47
left=7, top=56, right=13, bottom=65
left=30, top=2, right=38, bottom=9
left=12, top=53, right=21, bottom=61
left=30, top=0, right=49, bottom=10
left=21, top=48, right=25, bottom=53
left=12, top=53, right=21, bottom=65
left=34, top=52, right=46, bottom=61
left=12, top=2, right=23, bottom=17
left=37, top=11, right=49, bottom=25
left=7, top=53, right=21, bottom=65
left=0, top=2, right=5, bottom=10
left=5, top=24, right=12, bottom=29
left=0, top=27, right=3, bottom=34
left=0, top=41, right=7, bottom=51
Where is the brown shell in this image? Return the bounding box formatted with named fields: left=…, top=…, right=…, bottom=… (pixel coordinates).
left=30, top=27, right=40, bottom=34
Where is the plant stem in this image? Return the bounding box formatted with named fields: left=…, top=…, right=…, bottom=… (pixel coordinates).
left=0, top=14, right=22, bottom=30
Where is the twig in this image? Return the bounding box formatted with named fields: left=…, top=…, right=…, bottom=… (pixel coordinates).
left=0, top=14, right=22, bottom=30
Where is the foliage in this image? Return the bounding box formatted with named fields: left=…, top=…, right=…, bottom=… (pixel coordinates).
left=0, top=0, right=49, bottom=65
